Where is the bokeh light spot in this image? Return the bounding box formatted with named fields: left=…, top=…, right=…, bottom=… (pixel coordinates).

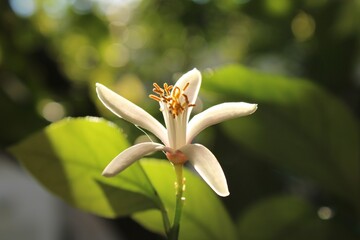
left=291, top=11, right=316, bottom=42
left=104, top=43, right=129, bottom=67
left=105, top=5, right=131, bottom=26
left=40, top=100, right=66, bottom=122
left=1, top=76, right=29, bottom=103
left=114, top=74, right=145, bottom=105
left=9, top=0, right=36, bottom=17
left=124, top=26, right=148, bottom=49
left=317, top=206, right=334, bottom=220
left=71, top=0, right=93, bottom=15
left=42, top=0, right=68, bottom=18
left=264, top=0, right=291, bottom=17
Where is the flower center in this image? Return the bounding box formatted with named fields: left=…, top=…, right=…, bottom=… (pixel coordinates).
left=166, top=150, right=188, bottom=164
left=149, top=82, right=195, bottom=118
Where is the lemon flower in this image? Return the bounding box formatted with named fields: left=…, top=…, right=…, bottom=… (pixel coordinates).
left=96, top=68, right=257, bottom=197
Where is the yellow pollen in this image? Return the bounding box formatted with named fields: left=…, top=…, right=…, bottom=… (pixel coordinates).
left=149, top=82, right=195, bottom=117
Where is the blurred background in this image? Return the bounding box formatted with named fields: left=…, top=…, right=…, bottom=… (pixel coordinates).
left=1, top=0, right=359, bottom=239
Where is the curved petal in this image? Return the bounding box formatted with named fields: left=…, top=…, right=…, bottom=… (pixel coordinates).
left=187, top=102, right=258, bottom=143
left=102, top=142, right=165, bottom=177
left=179, top=143, right=229, bottom=197
left=96, top=83, right=168, bottom=146
left=174, top=68, right=202, bottom=119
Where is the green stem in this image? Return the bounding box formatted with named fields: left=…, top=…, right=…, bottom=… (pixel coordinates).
left=169, top=164, right=186, bottom=240
left=160, top=200, right=172, bottom=238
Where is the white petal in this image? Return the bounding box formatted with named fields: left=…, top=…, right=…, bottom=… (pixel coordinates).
left=187, top=102, right=257, bottom=143
left=102, top=142, right=165, bottom=177
left=96, top=83, right=169, bottom=146
left=174, top=68, right=202, bottom=119
left=179, top=144, right=229, bottom=197
left=174, top=68, right=202, bottom=104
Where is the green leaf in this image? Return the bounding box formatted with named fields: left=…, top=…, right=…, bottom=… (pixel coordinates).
left=202, top=65, right=360, bottom=206
left=9, top=117, right=160, bottom=218
left=133, top=159, right=237, bottom=240
left=237, top=195, right=358, bottom=240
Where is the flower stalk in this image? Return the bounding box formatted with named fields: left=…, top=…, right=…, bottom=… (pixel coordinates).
left=169, top=164, right=185, bottom=240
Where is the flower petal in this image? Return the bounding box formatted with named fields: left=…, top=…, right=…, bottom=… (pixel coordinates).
left=187, top=102, right=257, bottom=143
left=96, top=83, right=169, bottom=146
left=102, top=142, right=165, bottom=177
left=179, top=143, right=229, bottom=197
left=174, top=68, right=202, bottom=119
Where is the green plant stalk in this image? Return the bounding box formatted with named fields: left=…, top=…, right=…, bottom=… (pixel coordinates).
left=169, top=164, right=185, bottom=240
left=160, top=199, right=172, bottom=238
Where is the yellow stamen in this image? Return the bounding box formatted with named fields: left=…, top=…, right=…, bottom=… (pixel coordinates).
left=149, top=81, right=195, bottom=117
left=164, top=83, right=172, bottom=95
left=149, top=94, right=161, bottom=102
left=153, top=83, right=162, bottom=91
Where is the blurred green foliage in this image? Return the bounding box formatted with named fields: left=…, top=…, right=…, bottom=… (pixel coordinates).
left=2, top=0, right=360, bottom=239
left=203, top=65, right=359, bottom=207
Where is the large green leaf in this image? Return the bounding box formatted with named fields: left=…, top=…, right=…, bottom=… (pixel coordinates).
left=9, top=117, right=160, bottom=218
left=237, top=195, right=358, bottom=240
left=202, top=65, right=360, bottom=206
left=133, top=159, right=237, bottom=240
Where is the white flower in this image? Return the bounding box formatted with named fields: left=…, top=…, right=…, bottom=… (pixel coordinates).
left=96, top=68, right=257, bottom=197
